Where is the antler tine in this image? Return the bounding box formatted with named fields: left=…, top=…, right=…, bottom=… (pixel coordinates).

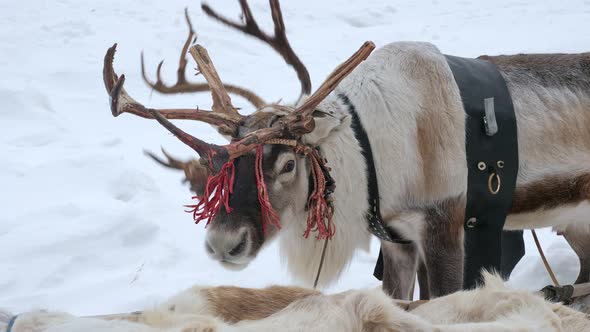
left=188, top=45, right=239, bottom=120
left=268, top=0, right=312, bottom=99
left=296, top=41, right=376, bottom=116
left=140, top=9, right=266, bottom=109
left=144, top=148, right=187, bottom=170
left=202, top=0, right=312, bottom=99
left=139, top=8, right=193, bottom=94
left=178, top=8, right=195, bottom=85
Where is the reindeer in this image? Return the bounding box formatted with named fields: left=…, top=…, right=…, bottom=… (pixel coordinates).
left=103, top=1, right=590, bottom=299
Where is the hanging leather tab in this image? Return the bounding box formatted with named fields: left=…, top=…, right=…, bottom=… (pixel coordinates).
left=484, top=97, right=498, bottom=136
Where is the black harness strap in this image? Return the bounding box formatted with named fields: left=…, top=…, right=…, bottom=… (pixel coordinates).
left=338, top=93, right=410, bottom=281
left=337, top=93, right=411, bottom=245
left=444, top=55, right=520, bottom=289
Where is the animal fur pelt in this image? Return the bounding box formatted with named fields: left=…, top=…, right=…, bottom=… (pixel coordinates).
left=2, top=273, right=589, bottom=332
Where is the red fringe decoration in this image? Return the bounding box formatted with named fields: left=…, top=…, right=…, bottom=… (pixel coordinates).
left=185, top=160, right=235, bottom=226
left=255, top=145, right=281, bottom=234
left=184, top=144, right=334, bottom=241
left=304, top=151, right=335, bottom=240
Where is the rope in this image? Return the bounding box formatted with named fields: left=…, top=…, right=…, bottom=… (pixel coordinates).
left=5, top=315, right=18, bottom=332
left=255, top=145, right=281, bottom=234
left=531, top=229, right=560, bottom=287
left=409, top=275, right=416, bottom=301
left=313, top=238, right=329, bottom=289
left=185, top=160, right=235, bottom=225
left=304, top=150, right=335, bottom=239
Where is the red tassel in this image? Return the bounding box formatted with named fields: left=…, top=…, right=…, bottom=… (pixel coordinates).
left=255, top=145, right=281, bottom=234
left=184, top=143, right=333, bottom=241
left=185, top=160, right=235, bottom=226
left=304, top=151, right=335, bottom=240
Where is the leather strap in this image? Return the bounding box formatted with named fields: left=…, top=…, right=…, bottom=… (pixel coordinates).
left=444, top=55, right=520, bottom=289
left=337, top=93, right=410, bottom=245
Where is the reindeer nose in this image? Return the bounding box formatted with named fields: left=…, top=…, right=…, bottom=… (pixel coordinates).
left=205, top=227, right=249, bottom=262
left=228, top=233, right=247, bottom=257
left=205, top=240, right=216, bottom=255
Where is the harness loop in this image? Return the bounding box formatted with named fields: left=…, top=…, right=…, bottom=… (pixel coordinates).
left=487, top=172, right=501, bottom=194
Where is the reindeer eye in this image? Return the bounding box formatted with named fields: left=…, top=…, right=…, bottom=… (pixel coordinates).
left=281, top=160, right=295, bottom=174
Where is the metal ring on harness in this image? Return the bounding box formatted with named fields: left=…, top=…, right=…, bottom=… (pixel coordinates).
left=487, top=172, right=501, bottom=195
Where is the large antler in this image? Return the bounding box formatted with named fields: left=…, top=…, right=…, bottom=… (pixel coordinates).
left=104, top=44, right=243, bottom=135
left=152, top=41, right=375, bottom=163
left=104, top=42, right=240, bottom=171
left=202, top=0, right=312, bottom=100
left=103, top=2, right=375, bottom=173
left=141, top=9, right=266, bottom=109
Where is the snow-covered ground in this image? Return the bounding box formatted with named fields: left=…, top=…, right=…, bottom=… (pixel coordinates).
left=1, top=0, right=589, bottom=317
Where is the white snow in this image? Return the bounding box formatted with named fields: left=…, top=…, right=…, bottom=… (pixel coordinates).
left=1, top=0, right=589, bottom=316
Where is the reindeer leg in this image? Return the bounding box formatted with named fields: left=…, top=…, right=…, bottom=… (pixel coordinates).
left=561, top=224, right=590, bottom=284
left=381, top=241, right=419, bottom=300
left=421, top=198, right=465, bottom=298
left=422, top=228, right=464, bottom=297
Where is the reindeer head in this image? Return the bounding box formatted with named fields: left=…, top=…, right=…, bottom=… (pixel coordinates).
left=103, top=0, right=374, bottom=270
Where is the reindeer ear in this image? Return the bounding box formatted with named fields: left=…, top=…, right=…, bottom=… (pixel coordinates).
left=301, top=105, right=350, bottom=146
left=145, top=149, right=209, bottom=196
left=183, top=159, right=210, bottom=195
